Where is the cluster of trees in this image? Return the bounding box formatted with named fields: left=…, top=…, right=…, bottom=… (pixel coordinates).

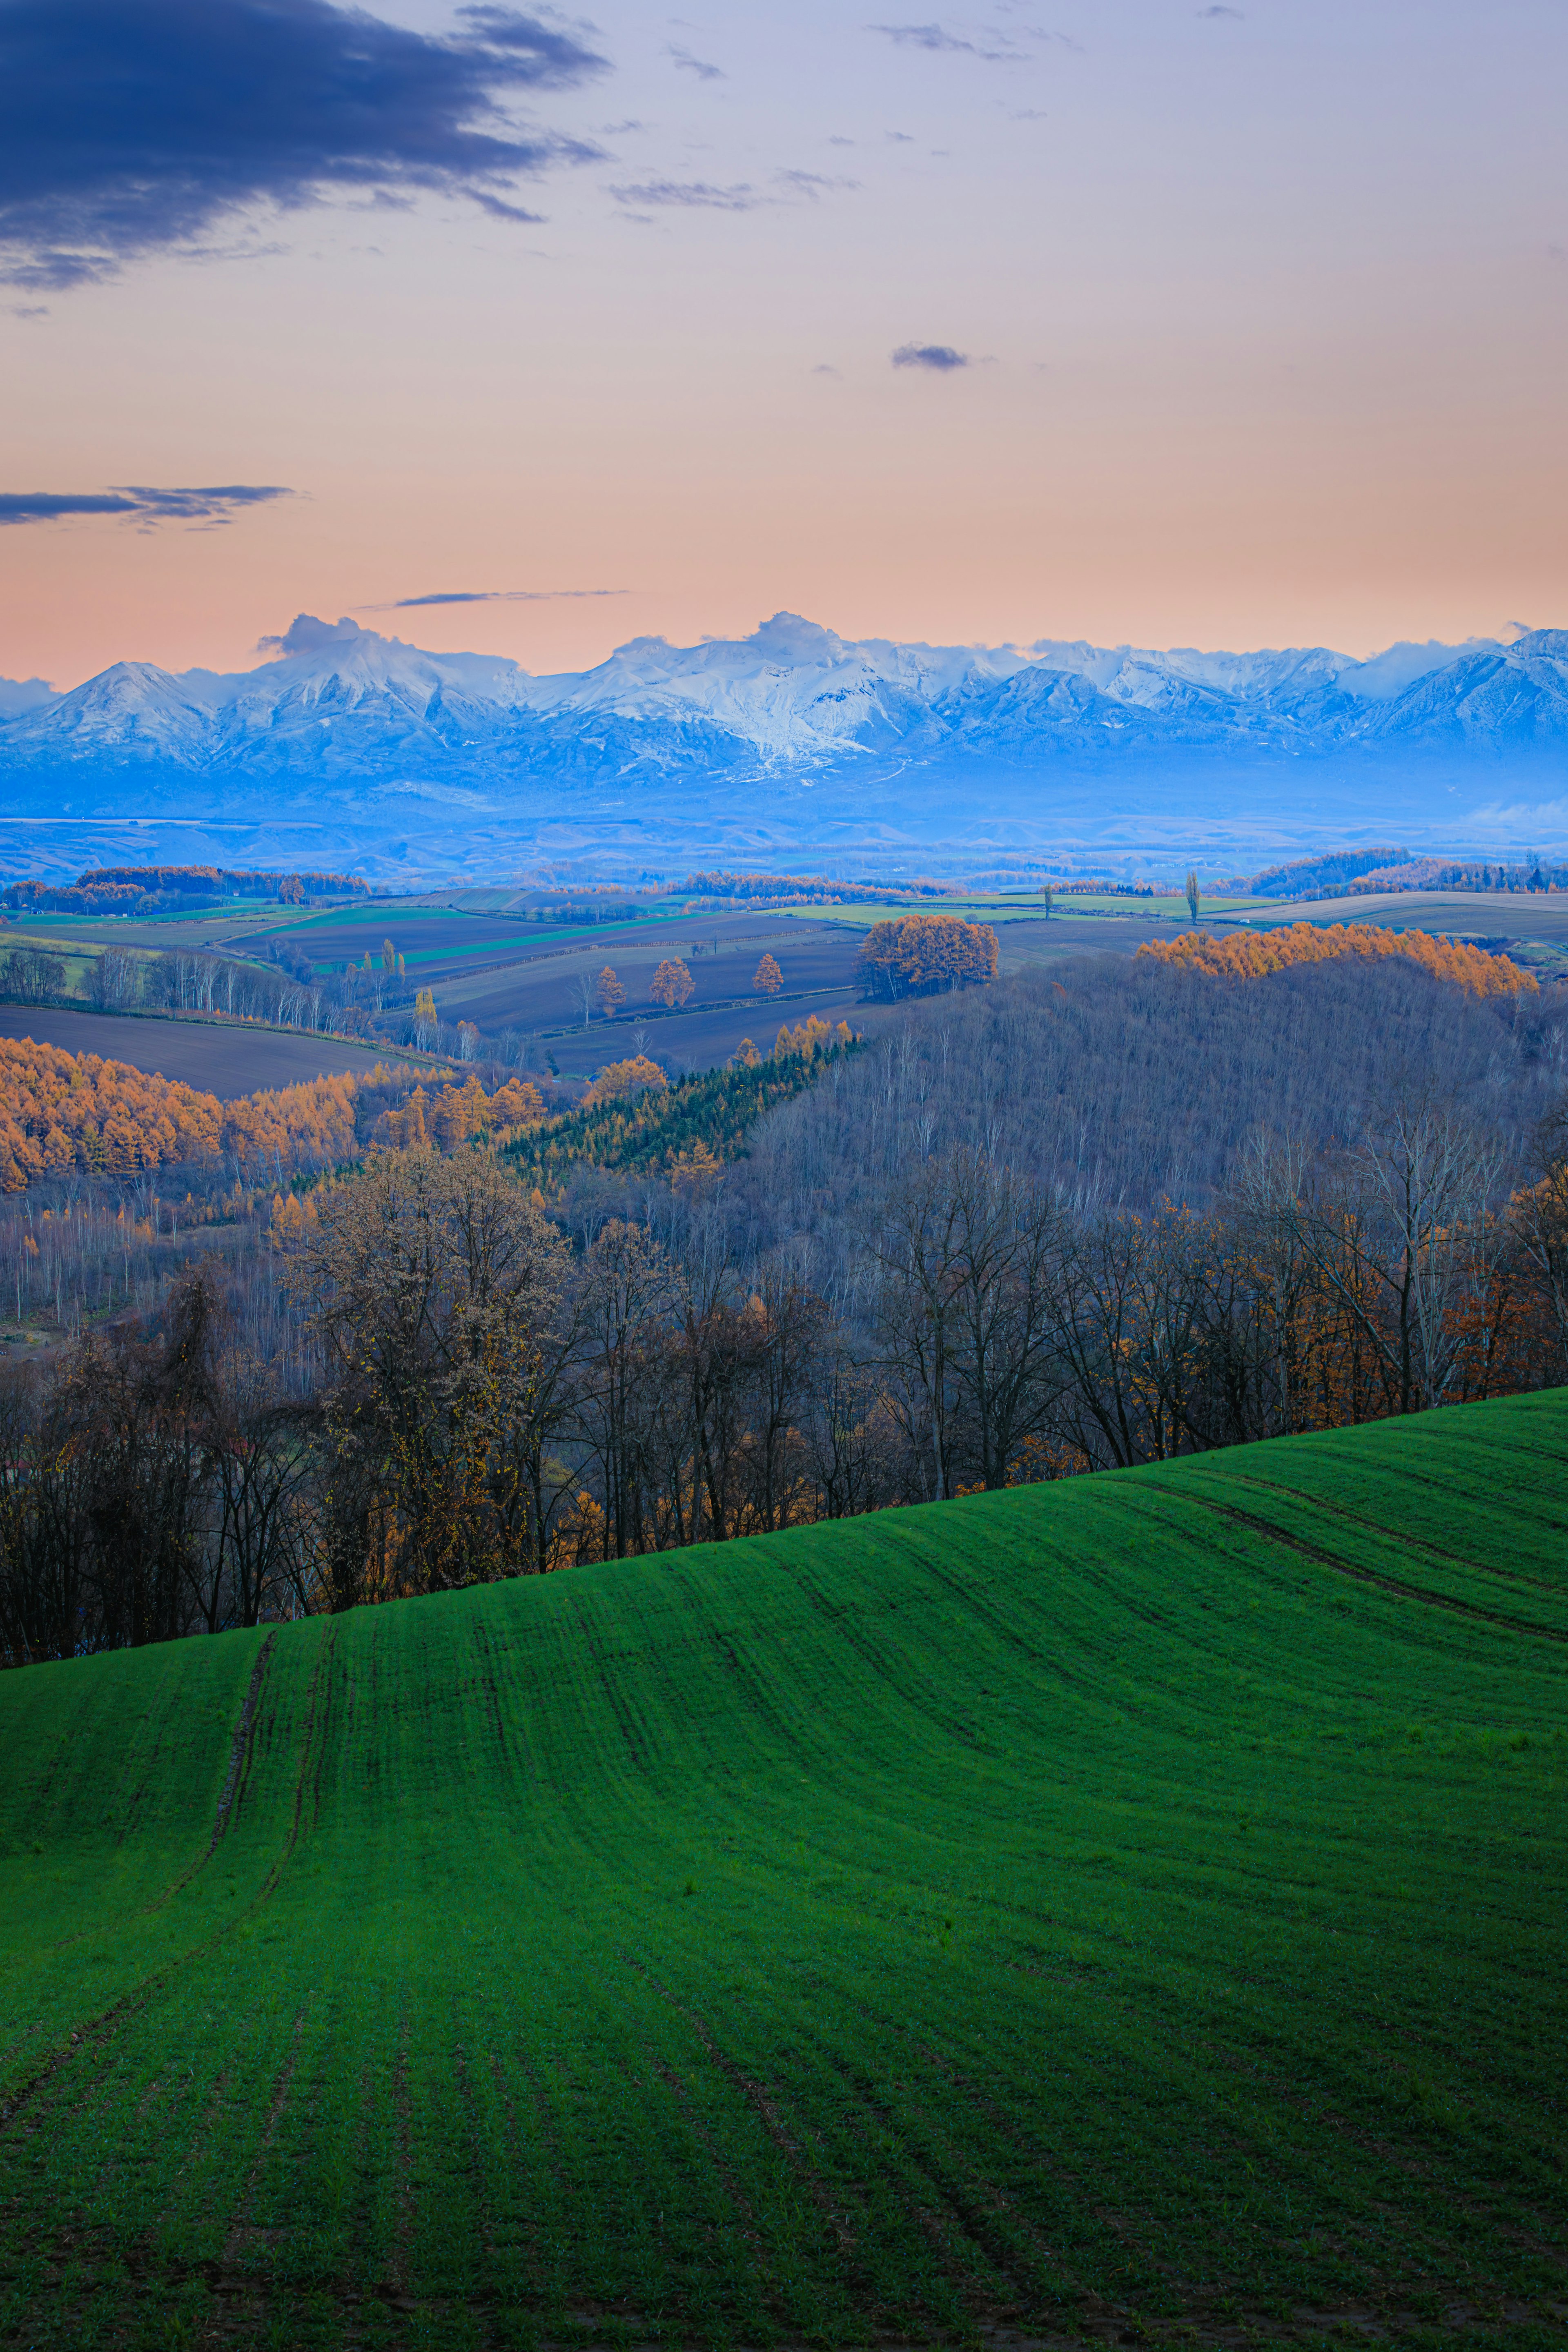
left=1139, top=922, right=1534, bottom=1000
left=1240, top=848, right=1568, bottom=900
left=2, top=866, right=366, bottom=917
left=1428, top=859, right=1568, bottom=895
left=855, top=913, right=1000, bottom=1000
left=4, top=949, right=65, bottom=1005
left=0, top=1276, right=318, bottom=1660
left=680, top=872, right=948, bottom=907
left=366, top=1074, right=543, bottom=1150
left=504, top=1045, right=849, bottom=1190
left=0, top=1041, right=372, bottom=1190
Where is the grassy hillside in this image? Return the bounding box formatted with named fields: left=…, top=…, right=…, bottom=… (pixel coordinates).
left=1, top=1401, right=1565, bottom=2350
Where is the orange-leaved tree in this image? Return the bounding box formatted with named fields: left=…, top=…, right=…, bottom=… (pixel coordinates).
left=584, top=1055, right=668, bottom=1108
left=649, top=957, right=694, bottom=1010
left=595, top=966, right=626, bottom=1018
left=753, top=953, right=783, bottom=996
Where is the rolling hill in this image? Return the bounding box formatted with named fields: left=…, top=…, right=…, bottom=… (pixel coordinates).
left=0, top=1397, right=1564, bottom=2348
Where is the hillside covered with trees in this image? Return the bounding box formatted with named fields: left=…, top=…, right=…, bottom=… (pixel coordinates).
left=3, top=934, right=1568, bottom=1651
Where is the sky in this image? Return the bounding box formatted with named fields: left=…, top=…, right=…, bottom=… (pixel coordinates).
left=1, top=0, right=1565, bottom=689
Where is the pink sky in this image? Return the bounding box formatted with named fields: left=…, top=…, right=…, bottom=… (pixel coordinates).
left=2, top=0, right=1565, bottom=688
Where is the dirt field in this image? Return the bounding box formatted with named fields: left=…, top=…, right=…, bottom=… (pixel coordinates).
left=0, top=1008, right=401, bottom=1098
left=428, top=915, right=885, bottom=1073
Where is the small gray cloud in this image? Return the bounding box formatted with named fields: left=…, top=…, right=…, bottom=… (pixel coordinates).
left=886, top=129, right=915, bottom=142
left=668, top=43, right=724, bottom=78
left=775, top=169, right=859, bottom=198
left=1197, top=6, right=1243, bottom=16
left=608, top=176, right=758, bottom=209
left=7, top=303, right=49, bottom=318
left=0, top=482, right=292, bottom=526
left=811, top=363, right=841, bottom=377
left=359, top=587, right=629, bottom=609
left=827, top=134, right=856, bottom=146
left=891, top=341, right=969, bottom=370
left=868, top=21, right=1018, bottom=60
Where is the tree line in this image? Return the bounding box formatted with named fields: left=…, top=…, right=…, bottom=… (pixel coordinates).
left=6, top=1076, right=1568, bottom=1660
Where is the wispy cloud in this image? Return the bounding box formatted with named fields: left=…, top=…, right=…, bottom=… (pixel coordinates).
left=891, top=341, right=970, bottom=370
left=0, top=0, right=609, bottom=290
left=868, top=21, right=1018, bottom=61
left=1197, top=6, right=1243, bottom=16
left=775, top=169, right=860, bottom=198
left=361, top=588, right=630, bottom=608
left=608, top=177, right=760, bottom=210
left=0, top=483, right=293, bottom=526
left=667, top=43, right=724, bottom=79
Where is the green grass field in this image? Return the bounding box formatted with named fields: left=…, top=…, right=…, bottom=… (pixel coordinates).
left=1, top=1399, right=1565, bottom=2351
left=782, top=896, right=1261, bottom=929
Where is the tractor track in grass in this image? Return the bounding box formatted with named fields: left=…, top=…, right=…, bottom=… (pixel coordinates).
left=649, top=2051, right=799, bottom=2337
left=1210, top=1468, right=1568, bottom=1604
left=619, top=1955, right=858, bottom=2265
left=1165, top=1491, right=1568, bottom=1645
left=208, top=1631, right=277, bottom=1854
left=18, top=1629, right=279, bottom=1976
left=0, top=1629, right=328, bottom=2144
left=786, top=2004, right=1079, bottom=2325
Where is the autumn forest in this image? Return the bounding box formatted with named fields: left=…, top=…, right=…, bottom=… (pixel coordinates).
left=2, top=915, right=1566, bottom=1662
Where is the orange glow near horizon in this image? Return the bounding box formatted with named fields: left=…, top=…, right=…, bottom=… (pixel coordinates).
left=2, top=0, right=1564, bottom=688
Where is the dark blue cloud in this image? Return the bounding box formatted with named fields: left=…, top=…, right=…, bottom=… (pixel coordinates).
left=0, top=482, right=292, bottom=524
left=891, top=341, right=969, bottom=370
left=363, top=588, right=628, bottom=608
left=0, top=0, right=608, bottom=289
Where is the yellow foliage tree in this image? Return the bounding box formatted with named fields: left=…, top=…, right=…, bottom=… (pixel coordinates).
left=649, top=957, right=694, bottom=1009
left=595, top=966, right=626, bottom=1018
left=753, top=953, right=783, bottom=996
left=584, top=1055, right=668, bottom=1107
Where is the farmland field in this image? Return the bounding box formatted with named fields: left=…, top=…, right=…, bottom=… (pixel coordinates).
left=1, top=1395, right=1564, bottom=2350
left=0, top=1007, right=403, bottom=1097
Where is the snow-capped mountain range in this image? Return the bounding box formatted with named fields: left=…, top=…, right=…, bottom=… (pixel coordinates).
left=2, top=612, right=1566, bottom=880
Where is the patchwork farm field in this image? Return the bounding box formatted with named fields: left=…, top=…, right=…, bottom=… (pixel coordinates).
left=0, top=1007, right=403, bottom=1097
left=1, top=1398, right=1564, bottom=2351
